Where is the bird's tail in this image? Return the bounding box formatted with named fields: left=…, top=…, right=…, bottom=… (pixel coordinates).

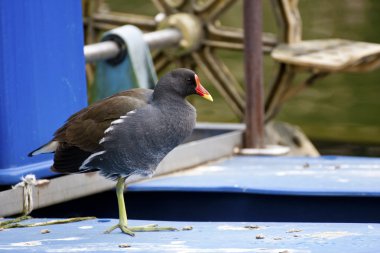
left=28, top=141, right=59, bottom=157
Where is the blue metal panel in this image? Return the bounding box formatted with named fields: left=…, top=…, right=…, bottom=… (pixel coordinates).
left=120, top=156, right=380, bottom=222
left=31, top=156, right=380, bottom=223
left=1, top=218, right=380, bottom=252
left=0, top=1, right=87, bottom=184
left=129, top=156, right=380, bottom=196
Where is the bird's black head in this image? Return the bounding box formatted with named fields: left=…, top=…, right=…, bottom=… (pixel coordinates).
left=153, top=68, right=213, bottom=102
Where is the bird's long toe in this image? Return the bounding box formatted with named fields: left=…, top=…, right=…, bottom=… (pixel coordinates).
left=104, top=223, right=135, bottom=236
left=129, top=224, right=178, bottom=232
left=104, top=223, right=178, bottom=235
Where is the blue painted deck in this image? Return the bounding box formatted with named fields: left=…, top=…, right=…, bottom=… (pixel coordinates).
left=129, top=156, right=380, bottom=196
left=32, top=155, right=380, bottom=223
left=1, top=219, right=380, bottom=252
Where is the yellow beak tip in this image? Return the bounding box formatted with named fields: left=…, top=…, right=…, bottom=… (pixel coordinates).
left=203, top=94, right=213, bottom=102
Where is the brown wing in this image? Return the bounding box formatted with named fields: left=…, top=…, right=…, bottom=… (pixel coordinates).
left=51, top=88, right=153, bottom=173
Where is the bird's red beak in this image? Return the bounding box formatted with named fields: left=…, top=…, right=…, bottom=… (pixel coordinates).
left=194, top=74, right=213, bottom=102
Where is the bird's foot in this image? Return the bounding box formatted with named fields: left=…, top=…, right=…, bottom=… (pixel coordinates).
left=104, top=223, right=178, bottom=236
left=104, top=223, right=135, bottom=236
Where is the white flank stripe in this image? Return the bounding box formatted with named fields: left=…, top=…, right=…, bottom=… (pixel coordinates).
left=104, top=126, right=114, bottom=134
left=104, top=111, right=135, bottom=136
left=80, top=150, right=106, bottom=169
left=111, top=118, right=124, bottom=125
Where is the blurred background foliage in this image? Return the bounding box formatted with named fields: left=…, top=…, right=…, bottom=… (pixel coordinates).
left=102, top=0, right=380, bottom=150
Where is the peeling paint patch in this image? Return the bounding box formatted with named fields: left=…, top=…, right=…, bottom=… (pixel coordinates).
left=307, top=231, right=360, bottom=239
left=217, top=225, right=265, bottom=231
left=78, top=226, right=93, bottom=230
left=275, top=171, right=317, bottom=176
left=52, top=237, right=82, bottom=241
left=172, top=166, right=225, bottom=177
left=244, top=225, right=261, bottom=230
left=217, top=225, right=267, bottom=231
left=10, top=237, right=82, bottom=247
left=286, top=229, right=302, bottom=233
left=11, top=241, right=42, bottom=247
left=171, top=241, right=186, bottom=244
left=45, top=243, right=120, bottom=252
left=217, top=225, right=249, bottom=231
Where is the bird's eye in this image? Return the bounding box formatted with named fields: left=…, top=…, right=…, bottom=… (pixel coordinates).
left=187, top=78, right=191, bottom=81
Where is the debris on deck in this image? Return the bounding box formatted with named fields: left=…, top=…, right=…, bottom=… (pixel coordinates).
left=1, top=219, right=380, bottom=253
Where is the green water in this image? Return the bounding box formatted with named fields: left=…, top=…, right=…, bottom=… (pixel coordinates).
left=105, top=0, right=380, bottom=144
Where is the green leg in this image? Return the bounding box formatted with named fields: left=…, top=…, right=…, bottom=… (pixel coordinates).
left=104, top=177, right=178, bottom=236
left=104, top=177, right=135, bottom=236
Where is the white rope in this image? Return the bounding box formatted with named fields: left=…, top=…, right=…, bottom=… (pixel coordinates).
left=12, top=174, right=50, bottom=215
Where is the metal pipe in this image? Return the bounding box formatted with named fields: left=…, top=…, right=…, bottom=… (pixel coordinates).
left=84, top=41, right=119, bottom=63
left=243, top=0, right=265, bottom=148
left=84, top=28, right=182, bottom=63
left=144, top=28, right=182, bottom=50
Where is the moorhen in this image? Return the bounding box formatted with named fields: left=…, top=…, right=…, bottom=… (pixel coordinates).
left=29, top=68, right=213, bottom=236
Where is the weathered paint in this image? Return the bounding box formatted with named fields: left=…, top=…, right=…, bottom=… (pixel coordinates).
left=129, top=156, right=380, bottom=197
left=1, top=219, right=379, bottom=252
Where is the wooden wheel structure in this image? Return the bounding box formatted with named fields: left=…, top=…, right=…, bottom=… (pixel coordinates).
left=83, top=0, right=277, bottom=119
left=83, top=0, right=380, bottom=124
